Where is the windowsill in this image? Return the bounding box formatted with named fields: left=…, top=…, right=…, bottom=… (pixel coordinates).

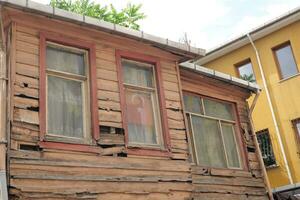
left=190, top=163, right=246, bottom=172
left=126, top=146, right=171, bottom=157
left=44, top=135, right=94, bottom=145
left=38, top=141, right=100, bottom=154
left=266, top=164, right=279, bottom=169
left=279, top=73, right=300, bottom=83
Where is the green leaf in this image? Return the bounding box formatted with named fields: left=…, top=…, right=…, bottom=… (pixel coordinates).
left=49, top=0, right=145, bottom=30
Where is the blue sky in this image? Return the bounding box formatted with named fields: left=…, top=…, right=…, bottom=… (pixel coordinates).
left=34, top=0, right=300, bottom=50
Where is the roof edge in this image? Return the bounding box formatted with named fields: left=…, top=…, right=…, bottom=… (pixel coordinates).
left=180, top=62, right=261, bottom=93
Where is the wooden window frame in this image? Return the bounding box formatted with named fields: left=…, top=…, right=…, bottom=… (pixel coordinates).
left=234, top=58, right=256, bottom=81
left=116, top=50, right=171, bottom=157
left=39, top=32, right=99, bottom=152
left=272, top=41, right=299, bottom=80
left=183, top=91, right=249, bottom=171
left=292, top=118, right=300, bottom=157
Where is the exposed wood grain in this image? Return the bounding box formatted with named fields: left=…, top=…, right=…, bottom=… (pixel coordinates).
left=5, top=9, right=268, bottom=200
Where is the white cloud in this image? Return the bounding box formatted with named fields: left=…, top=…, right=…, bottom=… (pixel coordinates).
left=229, top=2, right=300, bottom=42
left=31, top=0, right=300, bottom=49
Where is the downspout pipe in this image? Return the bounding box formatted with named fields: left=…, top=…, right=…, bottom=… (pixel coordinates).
left=0, top=7, right=8, bottom=200
left=249, top=91, right=273, bottom=200
left=247, top=33, right=293, bottom=185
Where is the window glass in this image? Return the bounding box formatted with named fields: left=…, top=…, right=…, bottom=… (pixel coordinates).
left=191, top=116, right=226, bottom=168
left=292, top=119, right=300, bottom=153
left=123, top=60, right=154, bottom=88
left=125, top=89, right=157, bottom=145
left=274, top=44, right=298, bottom=79
left=47, top=75, right=84, bottom=138
left=203, top=98, right=234, bottom=121
left=122, top=59, right=163, bottom=147
left=46, top=46, right=85, bottom=75
left=296, top=122, right=300, bottom=138
left=221, top=123, right=240, bottom=168
left=256, top=129, right=276, bottom=167
left=237, top=61, right=256, bottom=82
left=183, top=94, right=203, bottom=114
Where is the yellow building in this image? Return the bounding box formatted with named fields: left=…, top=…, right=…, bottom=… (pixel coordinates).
left=197, top=7, right=300, bottom=196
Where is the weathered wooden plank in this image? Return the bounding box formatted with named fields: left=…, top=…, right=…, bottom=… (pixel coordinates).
left=192, top=193, right=268, bottom=200
left=14, top=96, right=39, bottom=109
left=171, top=140, right=188, bottom=151
left=96, top=68, right=118, bottom=81
left=96, top=51, right=116, bottom=62
left=98, top=134, right=125, bottom=145
left=209, top=168, right=252, bottom=178
left=15, top=74, right=39, bottom=89
left=96, top=58, right=117, bottom=71
left=16, top=40, right=39, bottom=55
left=100, top=121, right=123, bottom=128
left=97, top=90, right=120, bottom=102
left=193, top=184, right=267, bottom=196
left=168, top=118, right=185, bottom=130
left=10, top=163, right=190, bottom=178
left=192, top=175, right=265, bottom=188
left=13, top=108, right=39, bottom=125
left=166, top=109, right=183, bottom=121
left=16, top=31, right=39, bottom=45
left=10, top=150, right=191, bottom=172
left=170, top=130, right=187, bottom=140
left=161, top=72, right=178, bottom=83
left=99, top=110, right=122, bottom=123
left=98, top=100, right=121, bottom=111
left=165, top=100, right=181, bottom=110
left=164, top=90, right=181, bottom=102
left=10, top=178, right=192, bottom=193
left=97, top=79, right=119, bottom=92
left=14, top=85, right=38, bottom=99
left=16, top=50, right=39, bottom=66
left=163, top=81, right=180, bottom=92
left=16, top=63, right=39, bottom=78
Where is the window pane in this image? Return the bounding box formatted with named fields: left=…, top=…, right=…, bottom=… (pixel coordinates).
left=46, top=46, right=85, bottom=75
left=47, top=75, right=84, bottom=138
left=221, top=123, right=240, bottom=168
left=296, top=122, right=300, bottom=138
left=238, top=62, right=256, bottom=82
left=203, top=99, right=234, bottom=121
left=125, top=88, right=159, bottom=145
left=122, top=60, right=154, bottom=87
left=256, top=129, right=276, bottom=167
left=191, top=116, right=226, bottom=168
left=183, top=94, right=203, bottom=114
left=275, top=44, right=298, bottom=79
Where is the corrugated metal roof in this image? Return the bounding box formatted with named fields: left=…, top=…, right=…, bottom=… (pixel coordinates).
left=0, top=0, right=205, bottom=60
left=180, top=62, right=261, bottom=92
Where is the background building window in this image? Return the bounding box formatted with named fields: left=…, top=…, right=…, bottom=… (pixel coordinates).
left=122, top=59, right=163, bottom=148
left=46, top=42, right=90, bottom=141
left=256, top=129, right=276, bottom=167
left=273, top=41, right=298, bottom=79
left=184, top=93, right=242, bottom=169
left=235, top=59, right=256, bottom=82
left=292, top=119, right=300, bottom=155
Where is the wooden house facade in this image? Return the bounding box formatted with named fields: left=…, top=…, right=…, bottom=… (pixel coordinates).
left=0, top=1, right=271, bottom=199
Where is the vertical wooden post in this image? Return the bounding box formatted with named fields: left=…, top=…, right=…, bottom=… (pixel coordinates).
left=0, top=5, right=8, bottom=200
